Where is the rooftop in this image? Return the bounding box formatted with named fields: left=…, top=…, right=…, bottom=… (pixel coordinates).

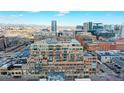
left=96, top=51, right=124, bottom=57
left=31, top=38, right=81, bottom=46
left=114, top=38, right=124, bottom=42
left=70, top=39, right=81, bottom=45
left=83, top=53, right=96, bottom=56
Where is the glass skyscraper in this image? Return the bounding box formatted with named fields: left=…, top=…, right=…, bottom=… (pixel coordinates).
left=51, top=20, right=57, bottom=32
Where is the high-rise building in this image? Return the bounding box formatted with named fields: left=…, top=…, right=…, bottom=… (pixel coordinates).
left=51, top=20, right=57, bottom=32
left=114, top=25, right=121, bottom=31
left=83, top=22, right=92, bottom=32
left=120, top=24, right=124, bottom=38
left=104, top=24, right=114, bottom=31
left=92, top=23, right=103, bottom=31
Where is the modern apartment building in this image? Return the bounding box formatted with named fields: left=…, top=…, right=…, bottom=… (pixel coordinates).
left=27, top=38, right=85, bottom=79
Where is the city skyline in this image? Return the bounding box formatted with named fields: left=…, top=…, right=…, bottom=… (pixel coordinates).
left=1, top=11, right=124, bottom=81
left=0, top=11, right=124, bottom=26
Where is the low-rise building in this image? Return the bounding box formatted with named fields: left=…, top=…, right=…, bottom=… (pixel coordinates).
left=96, top=51, right=118, bottom=63
left=75, top=32, right=96, bottom=46
left=86, top=39, right=124, bottom=51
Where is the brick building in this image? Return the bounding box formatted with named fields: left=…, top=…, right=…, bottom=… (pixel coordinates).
left=86, top=39, right=124, bottom=51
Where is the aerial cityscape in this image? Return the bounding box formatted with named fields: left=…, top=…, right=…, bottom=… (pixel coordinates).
left=0, top=11, right=124, bottom=81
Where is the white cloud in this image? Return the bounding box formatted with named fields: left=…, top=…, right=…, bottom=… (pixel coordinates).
left=55, top=11, right=70, bottom=17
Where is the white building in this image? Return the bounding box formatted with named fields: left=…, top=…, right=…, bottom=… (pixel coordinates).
left=120, top=24, right=124, bottom=38
left=83, top=22, right=92, bottom=32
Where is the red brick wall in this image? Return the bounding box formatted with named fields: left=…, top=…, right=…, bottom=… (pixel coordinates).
left=115, top=44, right=124, bottom=50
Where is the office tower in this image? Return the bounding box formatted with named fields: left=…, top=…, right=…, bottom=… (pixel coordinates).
left=51, top=20, right=57, bottom=32
left=92, top=23, right=103, bottom=31
left=83, top=22, right=92, bottom=32
left=114, top=25, right=121, bottom=31
left=114, top=25, right=121, bottom=39
left=120, top=24, right=124, bottom=38
left=104, top=24, right=114, bottom=31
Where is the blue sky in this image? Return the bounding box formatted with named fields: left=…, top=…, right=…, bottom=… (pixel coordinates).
left=0, top=11, right=124, bottom=26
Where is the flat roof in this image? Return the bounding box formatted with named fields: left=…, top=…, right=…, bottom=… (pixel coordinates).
left=96, top=51, right=119, bottom=56
left=75, top=78, right=91, bottom=81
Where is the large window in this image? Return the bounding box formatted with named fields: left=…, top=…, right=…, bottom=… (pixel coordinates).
left=1, top=72, right=7, bottom=75
left=49, top=56, right=53, bottom=62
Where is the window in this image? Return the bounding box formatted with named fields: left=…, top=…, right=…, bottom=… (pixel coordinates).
left=33, top=48, right=37, bottom=50
left=49, top=48, right=53, bottom=50
left=72, top=44, right=75, bottom=46
left=92, top=68, right=96, bottom=71
left=49, top=52, right=53, bottom=56
left=63, top=59, right=66, bottom=61
left=56, top=48, right=60, bottom=50
left=18, top=72, right=21, bottom=74
left=63, top=48, right=68, bottom=50
left=1, top=72, right=7, bottom=75
left=63, top=51, right=67, bottom=53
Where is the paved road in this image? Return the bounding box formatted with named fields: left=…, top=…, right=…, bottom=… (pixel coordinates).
left=98, top=62, right=117, bottom=76
left=91, top=62, right=122, bottom=81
